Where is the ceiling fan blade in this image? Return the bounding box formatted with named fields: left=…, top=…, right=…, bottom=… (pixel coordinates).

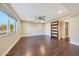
left=42, top=16, right=46, bottom=18
left=34, top=16, right=46, bottom=20
left=41, top=18, right=46, bottom=20
left=35, top=16, right=38, bottom=18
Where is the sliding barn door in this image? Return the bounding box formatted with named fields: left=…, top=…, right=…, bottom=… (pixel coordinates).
left=51, top=21, right=59, bottom=39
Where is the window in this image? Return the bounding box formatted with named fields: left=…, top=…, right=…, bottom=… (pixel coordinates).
left=9, top=17, right=16, bottom=33
left=0, top=10, right=17, bottom=36
left=0, top=11, right=8, bottom=35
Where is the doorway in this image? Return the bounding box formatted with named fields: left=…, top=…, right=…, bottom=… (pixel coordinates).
left=51, top=20, right=69, bottom=40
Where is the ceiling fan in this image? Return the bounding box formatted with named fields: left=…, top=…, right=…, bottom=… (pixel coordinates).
left=35, top=16, right=46, bottom=20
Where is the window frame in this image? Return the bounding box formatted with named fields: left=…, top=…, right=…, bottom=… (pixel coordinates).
left=8, top=16, right=17, bottom=33
left=0, top=10, right=17, bottom=37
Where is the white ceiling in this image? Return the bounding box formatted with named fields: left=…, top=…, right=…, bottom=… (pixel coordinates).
left=10, top=3, right=79, bottom=23
left=63, top=3, right=79, bottom=13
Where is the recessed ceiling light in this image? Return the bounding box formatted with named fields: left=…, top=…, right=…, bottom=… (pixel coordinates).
left=58, top=10, right=62, bottom=14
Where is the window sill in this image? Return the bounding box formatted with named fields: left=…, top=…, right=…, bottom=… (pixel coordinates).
left=0, top=32, right=16, bottom=38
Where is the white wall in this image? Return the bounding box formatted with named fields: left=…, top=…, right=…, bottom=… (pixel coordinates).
left=22, top=22, right=45, bottom=37
left=44, top=22, right=51, bottom=37
left=0, top=4, right=22, bottom=56
left=1, top=3, right=79, bottom=56
left=44, top=19, right=59, bottom=37
left=0, top=20, right=22, bottom=56
left=44, top=15, right=79, bottom=46
left=65, top=15, right=79, bottom=46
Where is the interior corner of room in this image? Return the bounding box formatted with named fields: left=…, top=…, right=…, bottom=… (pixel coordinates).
left=0, top=3, right=79, bottom=56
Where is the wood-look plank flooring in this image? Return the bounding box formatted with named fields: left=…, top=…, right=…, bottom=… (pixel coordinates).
left=6, top=35, right=79, bottom=56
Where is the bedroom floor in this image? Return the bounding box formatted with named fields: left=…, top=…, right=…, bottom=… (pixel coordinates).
left=6, top=35, right=79, bottom=56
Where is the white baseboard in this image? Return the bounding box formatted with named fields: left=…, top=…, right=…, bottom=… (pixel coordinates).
left=3, top=35, right=49, bottom=56
left=70, top=41, right=79, bottom=46
left=3, top=36, right=22, bottom=56
left=22, top=34, right=49, bottom=37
